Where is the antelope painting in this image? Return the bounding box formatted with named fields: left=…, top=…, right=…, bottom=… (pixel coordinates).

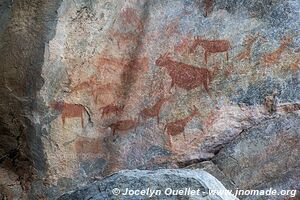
left=100, top=104, right=124, bottom=118
left=190, top=36, right=231, bottom=64
left=70, top=75, right=117, bottom=105
left=50, top=102, right=92, bottom=128
left=260, top=36, right=293, bottom=67
left=139, top=97, right=170, bottom=124
left=235, top=33, right=262, bottom=63
left=155, top=53, right=212, bottom=96
left=164, top=106, right=199, bottom=149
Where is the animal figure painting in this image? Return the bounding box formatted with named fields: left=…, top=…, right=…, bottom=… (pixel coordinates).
left=50, top=102, right=92, bottom=128
left=139, top=97, right=170, bottom=123
left=155, top=53, right=212, bottom=96
left=164, top=106, right=199, bottom=149
left=190, top=36, right=231, bottom=64
left=260, top=36, right=292, bottom=66
left=100, top=104, right=124, bottom=118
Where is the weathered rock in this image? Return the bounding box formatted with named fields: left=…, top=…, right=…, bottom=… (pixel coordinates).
left=0, top=0, right=62, bottom=199
left=242, top=169, right=300, bottom=200
left=213, top=113, right=300, bottom=199
left=186, top=161, right=235, bottom=191
left=58, top=169, right=239, bottom=200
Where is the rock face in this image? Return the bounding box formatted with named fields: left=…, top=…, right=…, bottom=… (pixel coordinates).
left=1, top=0, right=300, bottom=199
left=58, top=169, right=238, bottom=200
left=0, top=0, right=63, bottom=199
left=213, top=113, right=300, bottom=199
left=186, top=161, right=235, bottom=191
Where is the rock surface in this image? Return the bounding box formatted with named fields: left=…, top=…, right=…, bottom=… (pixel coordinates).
left=213, top=113, right=300, bottom=199
left=58, top=169, right=238, bottom=200
left=1, top=0, right=300, bottom=199
left=186, top=161, right=235, bottom=191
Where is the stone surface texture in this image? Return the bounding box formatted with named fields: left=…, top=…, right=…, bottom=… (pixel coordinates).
left=213, top=113, right=300, bottom=200
left=58, top=169, right=238, bottom=200
left=0, top=0, right=300, bottom=199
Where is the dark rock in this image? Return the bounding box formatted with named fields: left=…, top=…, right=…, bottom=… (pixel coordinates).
left=80, top=157, right=107, bottom=177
